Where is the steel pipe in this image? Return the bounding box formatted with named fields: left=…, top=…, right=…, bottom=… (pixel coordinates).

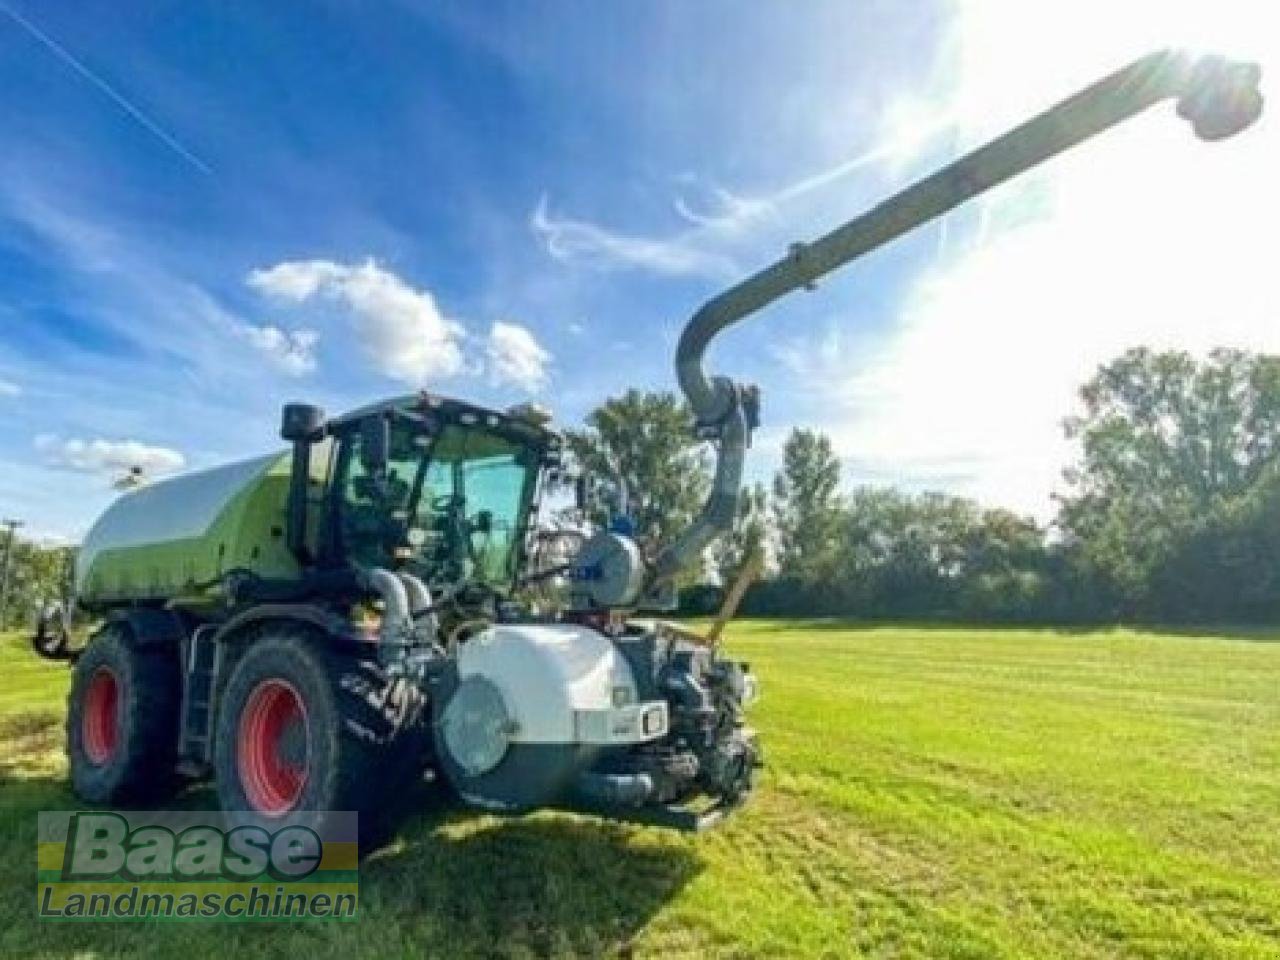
left=658, top=49, right=1262, bottom=583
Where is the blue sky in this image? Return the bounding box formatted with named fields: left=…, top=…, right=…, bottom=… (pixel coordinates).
left=1, top=1, right=1275, bottom=541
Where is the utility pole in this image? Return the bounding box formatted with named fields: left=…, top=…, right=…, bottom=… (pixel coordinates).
left=0, top=518, right=23, bottom=632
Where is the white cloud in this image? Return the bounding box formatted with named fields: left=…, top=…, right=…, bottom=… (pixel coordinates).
left=794, top=0, right=1279, bottom=519
left=235, top=323, right=318, bottom=376
left=248, top=259, right=465, bottom=384
left=35, top=434, right=186, bottom=477
left=486, top=321, right=551, bottom=391
left=672, top=186, right=773, bottom=231
left=245, top=260, right=346, bottom=300
left=529, top=116, right=961, bottom=281
left=531, top=195, right=739, bottom=279
left=0, top=378, right=21, bottom=397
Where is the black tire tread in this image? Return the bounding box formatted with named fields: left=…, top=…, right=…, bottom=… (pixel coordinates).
left=213, top=623, right=429, bottom=852
left=66, top=622, right=181, bottom=805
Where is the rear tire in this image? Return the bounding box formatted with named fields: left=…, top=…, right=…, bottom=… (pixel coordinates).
left=213, top=626, right=428, bottom=852
left=66, top=624, right=181, bottom=804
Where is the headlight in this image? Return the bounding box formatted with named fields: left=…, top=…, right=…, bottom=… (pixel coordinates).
left=641, top=704, right=667, bottom=736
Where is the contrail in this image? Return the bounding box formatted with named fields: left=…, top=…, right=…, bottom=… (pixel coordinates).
left=0, top=2, right=212, bottom=175
left=774, top=111, right=962, bottom=206
left=674, top=110, right=963, bottom=233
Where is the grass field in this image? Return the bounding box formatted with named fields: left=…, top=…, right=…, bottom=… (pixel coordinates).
left=3, top=622, right=1280, bottom=958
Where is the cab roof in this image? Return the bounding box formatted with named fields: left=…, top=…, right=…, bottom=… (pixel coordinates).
left=329, top=392, right=559, bottom=445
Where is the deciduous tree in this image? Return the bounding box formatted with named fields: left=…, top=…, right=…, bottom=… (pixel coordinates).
left=565, top=389, right=710, bottom=552
left=1057, top=347, right=1280, bottom=615
left=772, top=428, right=842, bottom=583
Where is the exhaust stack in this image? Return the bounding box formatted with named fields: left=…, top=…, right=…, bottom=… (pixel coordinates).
left=653, top=49, right=1263, bottom=583
left=280, top=402, right=327, bottom=564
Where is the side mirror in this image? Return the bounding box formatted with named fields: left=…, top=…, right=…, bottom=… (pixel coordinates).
left=360, top=416, right=390, bottom=474
left=280, top=403, right=325, bottom=443
left=281, top=403, right=326, bottom=563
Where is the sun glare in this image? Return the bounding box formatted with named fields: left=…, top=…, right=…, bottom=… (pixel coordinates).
left=949, top=0, right=1277, bottom=135
left=825, top=0, right=1279, bottom=518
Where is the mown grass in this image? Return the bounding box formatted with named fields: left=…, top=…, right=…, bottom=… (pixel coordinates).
left=2, top=622, right=1280, bottom=957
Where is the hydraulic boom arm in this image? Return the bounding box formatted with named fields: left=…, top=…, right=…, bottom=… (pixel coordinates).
left=652, top=48, right=1263, bottom=584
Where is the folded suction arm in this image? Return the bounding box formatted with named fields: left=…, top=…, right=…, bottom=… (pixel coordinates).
left=653, top=49, right=1263, bottom=584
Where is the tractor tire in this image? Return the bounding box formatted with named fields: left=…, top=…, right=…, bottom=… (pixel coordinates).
left=212, top=626, right=429, bottom=852
left=66, top=623, right=182, bottom=804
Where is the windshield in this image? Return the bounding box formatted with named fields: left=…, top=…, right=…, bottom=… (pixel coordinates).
left=336, top=417, right=540, bottom=587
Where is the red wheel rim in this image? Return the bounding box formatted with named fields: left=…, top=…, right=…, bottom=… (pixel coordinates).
left=237, top=678, right=309, bottom=815
left=81, top=667, right=120, bottom=765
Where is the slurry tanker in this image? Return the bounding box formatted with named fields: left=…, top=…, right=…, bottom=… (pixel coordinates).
left=52, top=50, right=1262, bottom=843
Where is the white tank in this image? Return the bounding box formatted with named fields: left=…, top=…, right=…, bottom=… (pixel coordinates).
left=454, top=624, right=668, bottom=745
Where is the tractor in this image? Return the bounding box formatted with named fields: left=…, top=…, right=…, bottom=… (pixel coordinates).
left=49, top=50, right=1261, bottom=844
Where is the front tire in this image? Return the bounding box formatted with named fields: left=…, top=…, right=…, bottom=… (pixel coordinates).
left=66, top=624, right=181, bottom=804
left=213, top=627, right=428, bottom=850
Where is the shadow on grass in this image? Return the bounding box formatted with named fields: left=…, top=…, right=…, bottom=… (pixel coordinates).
left=0, top=715, right=702, bottom=959
left=361, top=808, right=702, bottom=955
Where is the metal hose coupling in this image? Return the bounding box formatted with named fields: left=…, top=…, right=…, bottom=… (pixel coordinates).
left=1178, top=55, right=1264, bottom=142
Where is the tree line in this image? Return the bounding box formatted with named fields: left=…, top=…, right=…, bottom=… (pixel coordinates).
left=0, top=534, right=73, bottom=631
left=575, top=348, right=1280, bottom=624
left=5, top=347, right=1277, bottom=629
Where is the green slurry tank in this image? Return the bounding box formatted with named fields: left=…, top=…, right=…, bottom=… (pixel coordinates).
left=77, top=449, right=317, bottom=605
left=45, top=50, right=1260, bottom=849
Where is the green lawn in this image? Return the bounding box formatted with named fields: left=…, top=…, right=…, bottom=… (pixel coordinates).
left=3, top=622, right=1280, bottom=958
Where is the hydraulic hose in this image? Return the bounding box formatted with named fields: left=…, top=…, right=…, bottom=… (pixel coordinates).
left=654, top=49, right=1263, bottom=583
left=397, top=571, right=441, bottom=642
left=360, top=567, right=413, bottom=664
left=652, top=405, right=747, bottom=580
left=397, top=571, right=432, bottom=618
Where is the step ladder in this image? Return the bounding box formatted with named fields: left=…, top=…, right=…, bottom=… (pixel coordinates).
left=178, top=625, right=223, bottom=771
